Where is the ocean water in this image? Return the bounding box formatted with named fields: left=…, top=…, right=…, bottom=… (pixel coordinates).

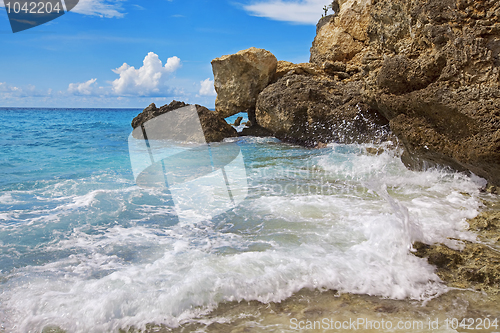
left=0, top=108, right=488, bottom=332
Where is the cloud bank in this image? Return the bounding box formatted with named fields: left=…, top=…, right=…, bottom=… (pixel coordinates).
left=0, top=82, right=51, bottom=98
left=244, top=0, right=326, bottom=24
left=1, top=53, right=214, bottom=107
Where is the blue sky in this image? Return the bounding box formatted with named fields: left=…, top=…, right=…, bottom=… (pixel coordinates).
left=0, top=0, right=330, bottom=108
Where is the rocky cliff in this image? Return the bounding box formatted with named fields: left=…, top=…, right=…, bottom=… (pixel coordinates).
left=212, top=0, right=500, bottom=186
left=352, top=0, right=499, bottom=187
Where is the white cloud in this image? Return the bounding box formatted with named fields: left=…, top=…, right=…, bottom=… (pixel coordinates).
left=244, top=0, right=327, bottom=24
left=68, top=0, right=125, bottom=18
left=0, top=82, right=50, bottom=98
left=68, top=78, right=98, bottom=95
left=199, top=78, right=216, bottom=96
left=0, top=82, right=20, bottom=94
left=111, top=52, right=181, bottom=96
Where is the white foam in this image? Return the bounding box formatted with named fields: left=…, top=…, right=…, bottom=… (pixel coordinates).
left=0, top=193, right=22, bottom=205
left=0, top=143, right=486, bottom=332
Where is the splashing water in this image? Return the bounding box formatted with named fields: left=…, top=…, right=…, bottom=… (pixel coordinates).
left=0, top=109, right=486, bottom=332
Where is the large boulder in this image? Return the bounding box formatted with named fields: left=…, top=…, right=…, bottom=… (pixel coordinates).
left=255, top=73, right=390, bottom=147
left=211, top=47, right=278, bottom=118
left=307, top=0, right=500, bottom=186
left=131, top=100, right=237, bottom=143
left=362, top=0, right=500, bottom=186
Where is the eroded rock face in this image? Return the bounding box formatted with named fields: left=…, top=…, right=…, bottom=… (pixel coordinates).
left=131, top=100, right=237, bottom=143
left=274, top=61, right=326, bottom=81
left=310, top=0, right=372, bottom=65
left=211, top=0, right=500, bottom=185
left=309, top=0, right=500, bottom=185
left=256, top=73, right=390, bottom=146
left=413, top=209, right=500, bottom=294
left=211, top=47, right=277, bottom=118
left=363, top=0, right=500, bottom=186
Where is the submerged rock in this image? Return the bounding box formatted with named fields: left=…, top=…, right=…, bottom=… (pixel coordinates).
left=211, top=47, right=277, bottom=119
left=131, top=100, right=237, bottom=143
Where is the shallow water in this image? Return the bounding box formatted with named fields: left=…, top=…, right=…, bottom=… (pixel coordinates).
left=163, top=288, right=500, bottom=333
left=0, top=109, right=492, bottom=332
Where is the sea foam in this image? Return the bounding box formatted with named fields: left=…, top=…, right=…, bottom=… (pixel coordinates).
left=0, top=140, right=485, bottom=333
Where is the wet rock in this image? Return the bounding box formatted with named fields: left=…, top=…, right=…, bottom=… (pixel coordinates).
left=255, top=74, right=390, bottom=146
left=309, top=0, right=500, bottom=185
left=232, top=116, right=243, bottom=127
left=413, top=208, right=500, bottom=294
left=315, top=142, right=328, bottom=149
left=468, top=211, right=500, bottom=233
left=211, top=47, right=277, bottom=118
left=131, top=100, right=237, bottom=143
left=239, top=124, right=273, bottom=138
left=365, top=147, right=384, bottom=155
left=486, top=184, right=499, bottom=195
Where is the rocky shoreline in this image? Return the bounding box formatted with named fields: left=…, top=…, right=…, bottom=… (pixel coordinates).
left=207, top=0, right=500, bottom=300
left=414, top=199, right=500, bottom=295
left=119, top=195, right=500, bottom=333
left=209, top=0, right=500, bottom=189
left=130, top=0, right=500, bottom=327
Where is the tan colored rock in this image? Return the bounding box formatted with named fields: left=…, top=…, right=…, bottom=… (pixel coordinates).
left=310, top=0, right=371, bottom=65
left=362, top=0, right=500, bottom=186
left=413, top=208, right=500, bottom=294
left=274, top=61, right=325, bottom=80
left=311, top=25, right=364, bottom=64
left=336, top=0, right=371, bottom=41
left=309, top=0, right=500, bottom=186
left=211, top=47, right=277, bottom=118
left=255, top=74, right=390, bottom=146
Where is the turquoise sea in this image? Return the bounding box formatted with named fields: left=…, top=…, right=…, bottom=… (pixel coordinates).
left=0, top=108, right=488, bottom=332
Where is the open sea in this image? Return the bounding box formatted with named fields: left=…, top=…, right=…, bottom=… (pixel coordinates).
left=0, top=108, right=491, bottom=332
